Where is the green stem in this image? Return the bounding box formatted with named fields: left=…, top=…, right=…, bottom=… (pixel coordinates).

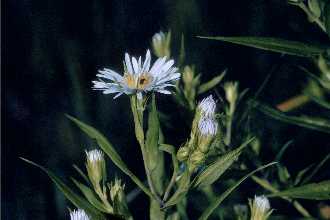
left=130, top=96, right=162, bottom=204
left=225, top=104, right=235, bottom=146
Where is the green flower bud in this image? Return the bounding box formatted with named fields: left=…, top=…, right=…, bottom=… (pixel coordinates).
left=197, top=117, right=218, bottom=153
left=224, top=81, right=239, bottom=108
left=109, top=178, right=131, bottom=219
left=152, top=31, right=171, bottom=58
left=177, top=146, right=190, bottom=161
left=190, top=150, right=205, bottom=167
left=85, top=149, right=105, bottom=187
left=182, top=66, right=195, bottom=87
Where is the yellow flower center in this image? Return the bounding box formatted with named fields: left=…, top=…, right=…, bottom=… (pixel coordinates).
left=124, top=73, right=153, bottom=90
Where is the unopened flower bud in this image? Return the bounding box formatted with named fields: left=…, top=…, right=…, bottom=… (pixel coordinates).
left=152, top=31, right=171, bottom=58
left=197, top=95, right=217, bottom=118
left=177, top=146, right=190, bottom=161
left=197, top=117, right=218, bottom=153
left=190, top=150, right=205, bottom=167
left=109, top=178, right=125, bottom=203
left=70, top=209, right=90, bottom=220
left=182, top=66, right=195, bottom=86
left=224, top=81, right=238, bottom=106
left=249, top=195, right=272, bottom=220
left=109, top=178, right=131, bottom=218
left=85, top=149, right=105, bottom=187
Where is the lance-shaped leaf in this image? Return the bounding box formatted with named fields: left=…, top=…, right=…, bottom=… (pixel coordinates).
left=193, top=137, right=254, bottom=189
left=71, top=178, right=112, bottom=213
left=198, top=162, right=276, bottom=220
left=21, top=158, right=106, bottom=220
left=325, top=1, right=330, bottom=37
left=146, top=94, right=164, bottom=195
left=269, top=181, right=330, bottom=200
left=197, top=70, right=226, bottom=94
left=253, top=101, right=330, bottom=134
left=66, top=115, right=153, bottom=198
left=197, top=36, right=326, bottom=57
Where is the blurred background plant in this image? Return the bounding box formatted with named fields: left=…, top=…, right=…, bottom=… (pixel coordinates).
left=4, top=0, right=330, bottom=219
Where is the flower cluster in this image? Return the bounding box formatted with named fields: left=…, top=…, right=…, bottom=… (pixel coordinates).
left=92, top=50, right=180, bottom=99
left=177, top=95, right=219, bottom=170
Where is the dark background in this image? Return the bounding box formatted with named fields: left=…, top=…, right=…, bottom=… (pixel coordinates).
left=3, top=0, right=330, bottom=219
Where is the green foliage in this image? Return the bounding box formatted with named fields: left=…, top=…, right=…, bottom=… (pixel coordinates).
left=197, top=36, right=327, bottom=57
left=198, top=162, right=277, bottom=220
left=253, top=101, right=330, bottom=134
left=193, top=137, right=254, bottom=189
left=324, top=1, right=330, bottom=37
left=269, top=181, right=330, bottom=200
left=197, top=71, right=226, bottom=95
left=21, top=158, right=109, bottom=220
left=71, top=178, right=111, bottom=213
left=66, top=115, right=154, bottom=198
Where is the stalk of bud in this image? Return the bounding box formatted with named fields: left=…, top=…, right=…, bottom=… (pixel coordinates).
left=249, top=195, right=272, bottom=220
left=152, top=31, right=171, bottom=58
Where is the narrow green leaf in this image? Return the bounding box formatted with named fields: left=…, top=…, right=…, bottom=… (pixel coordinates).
left=325, top=1, right=330, bottom=37
left=308, top=0, right=321, bottom=18
left=269, top=181, right=330, bottom=200
left=254, top=102, right=330, bottom=133
left=198, top=162, right=276, bottom=220
left=146, top=94, right=165, bottom=195
left=193, top=137, right=254, bottom=188
left=66, top=115, right=153, bottom=198
left=294, top=164, right=315, bottom=186
left=21, top=158, right=106, bottom=220
left=197, top=36, right=326, bottom=57
left=71, top=178, right=111, bottom=213
left=197, top=70, right=226, bottom=94
left=301, top=153, right=330, bottom=185
left=305, top=91, right=330, bottom=110
left=73, top=164, right=90, bottom=185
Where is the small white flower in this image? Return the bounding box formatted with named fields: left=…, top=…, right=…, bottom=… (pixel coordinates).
left=254, top=195, right=270, bottom=212
left=198, top=95, right=217, bottom=117
left=198, top=117, right=218, bottom=136
left=86, top=149, right=103, bottom=163
left=249, top=195, right=272, bottom=220
left=70, top=209, right=90, bottom=220
left=92, top=50, right=180, bottom=99
left=85, top=149, right=105, bottom=186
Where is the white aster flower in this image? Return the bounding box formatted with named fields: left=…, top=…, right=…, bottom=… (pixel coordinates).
left=198, top=95, right=217, bottom=117
left=92, top=49, right=180, bottom=99
left=198, top=117, right=218, bottom=136
left=70, top=209, right=90, bottom=220
left=249, top=195, right=272, bottom=220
